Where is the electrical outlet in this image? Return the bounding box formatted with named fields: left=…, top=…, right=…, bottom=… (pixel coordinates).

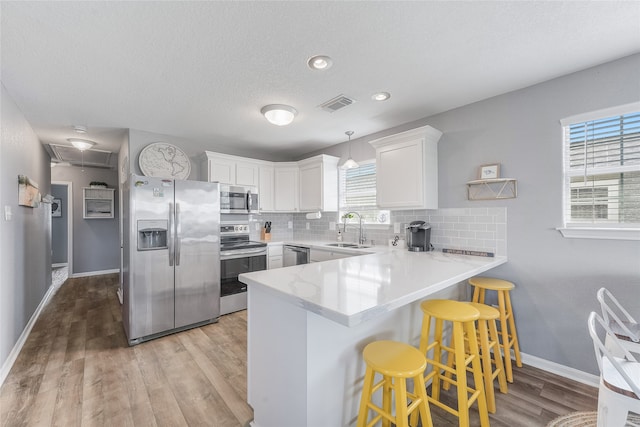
left=306, top=222, right=310, bottom=230
left=393, top=222, right=400, bottom=233
left=329, top=221, right=336, bottom=231
left=255, top=222, right=260, bottom=231
left=287, top=221, right=293, bottom=229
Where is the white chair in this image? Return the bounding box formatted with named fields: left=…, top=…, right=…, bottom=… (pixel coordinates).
left=597, top=287, right=640, bottom=356
left=588, top=311, right=640, bottom=427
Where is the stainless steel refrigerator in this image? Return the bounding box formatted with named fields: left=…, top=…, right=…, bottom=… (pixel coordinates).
left=122, top=174, right=220, bottom=345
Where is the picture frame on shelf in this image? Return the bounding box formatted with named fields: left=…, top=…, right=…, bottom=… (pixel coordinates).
left=478, top=163, right=500, bottom=180
left=51, top=198, right=62, bottom=217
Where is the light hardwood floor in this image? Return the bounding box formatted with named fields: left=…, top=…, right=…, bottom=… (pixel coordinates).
left=1, top=274, right=597, bottom=427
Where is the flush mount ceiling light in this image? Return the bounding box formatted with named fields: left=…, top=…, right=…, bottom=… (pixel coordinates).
left=307, top=55, right=333, bottom=71
left=260, top=104, right=298, bottom=126
left=67, top=138, right=96, bottom=171
left=67, top=138, right=96, bottom=151
left=371, top=92, right=391, bottom=101
left=341, top=131, right=359, bottom=170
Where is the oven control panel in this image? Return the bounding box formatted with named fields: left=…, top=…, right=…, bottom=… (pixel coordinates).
left=220, top=224, right=249, bottom=234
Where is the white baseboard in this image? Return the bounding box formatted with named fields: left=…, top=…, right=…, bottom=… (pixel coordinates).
left=70, top=268, right=119, bottom=278
left=0, top=282, right=60, bottom=387
left=521, top=352, right=599, bottom=388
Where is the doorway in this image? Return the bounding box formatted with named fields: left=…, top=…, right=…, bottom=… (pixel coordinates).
left=51, top=181, right=73, bottom=280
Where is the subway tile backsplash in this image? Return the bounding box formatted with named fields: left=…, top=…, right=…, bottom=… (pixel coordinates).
left=250, top=207, right=507, bottom=256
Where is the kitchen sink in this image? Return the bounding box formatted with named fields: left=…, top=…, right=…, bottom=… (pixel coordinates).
left=324, top=243, right=370, bottom=249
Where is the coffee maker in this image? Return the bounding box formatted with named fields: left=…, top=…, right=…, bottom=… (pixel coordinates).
left=406, top=220, right=432, bottom=252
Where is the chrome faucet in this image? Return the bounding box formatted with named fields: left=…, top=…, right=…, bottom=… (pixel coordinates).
left=342, top=212, right=366, bottom=245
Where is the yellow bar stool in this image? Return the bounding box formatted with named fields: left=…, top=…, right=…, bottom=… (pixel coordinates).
left=418, top=299, right=489, bottom=427
left=357, top=340, right=433, bottom=427
left=443, top=302, right=509, bottom=414
left=469, top=276, right=522, bottom=383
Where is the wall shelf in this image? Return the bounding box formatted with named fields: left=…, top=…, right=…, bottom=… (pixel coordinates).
left=466, top=178, right=517, bottom=200
left=83, top=187, right=115, bottom=219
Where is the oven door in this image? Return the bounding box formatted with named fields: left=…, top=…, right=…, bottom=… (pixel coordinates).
left=220, top=250, right=267, bottom=297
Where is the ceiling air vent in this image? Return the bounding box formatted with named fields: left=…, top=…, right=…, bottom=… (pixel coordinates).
left=48, top=144, right=114, bottom=169
left=319, top=94, right=356, bottom=113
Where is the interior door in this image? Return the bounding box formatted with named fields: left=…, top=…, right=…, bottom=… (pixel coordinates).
left=174, top=180, right=221, bottom=328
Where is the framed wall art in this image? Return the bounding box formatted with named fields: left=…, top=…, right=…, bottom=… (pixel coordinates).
left=52, top=198, right=62, bottom=217
left=478, top=163, right=500, bottom=180
left=18, top=175, right=40, bottom=208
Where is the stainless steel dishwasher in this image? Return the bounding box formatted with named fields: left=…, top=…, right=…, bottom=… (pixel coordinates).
left=283, top=245, right=310, bottom=267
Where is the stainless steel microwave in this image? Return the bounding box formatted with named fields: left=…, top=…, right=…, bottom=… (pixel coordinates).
left=220, top=184, right=259, bottom=214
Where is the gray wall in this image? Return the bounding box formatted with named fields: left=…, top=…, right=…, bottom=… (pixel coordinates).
left=433, top=54, right=640, bottom=374
left=51, top=166, right=120, bottom=274
left=306, top=53, right=640, bottom=375
left=0, top=84, right=52, bottom=375
left=50, top=183, right=68, bottom=264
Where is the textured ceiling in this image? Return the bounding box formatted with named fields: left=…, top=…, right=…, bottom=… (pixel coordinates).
left=1, top=1, right=639, bottom=161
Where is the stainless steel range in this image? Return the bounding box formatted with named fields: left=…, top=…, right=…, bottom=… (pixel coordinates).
left=220, top=221, right=267, bottom=315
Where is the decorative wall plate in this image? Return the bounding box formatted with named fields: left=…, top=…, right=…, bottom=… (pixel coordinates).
left=138, top=142, right=191, bottom=180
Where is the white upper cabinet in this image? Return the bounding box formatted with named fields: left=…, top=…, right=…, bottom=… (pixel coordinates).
left=298, top=155, right=340, bottom=212
left=207, top=156, right=234, bottom=184
left=199, top=151, right=338, bottom=213
left=369, top=125, right=442, bottom=209
left=274, top=163, right=299, bottom=212
left=200, top=152, right=259, bottom=186
left=236, top=161, right=260, bottom=186
left=259, top=164, right=275, bottom=211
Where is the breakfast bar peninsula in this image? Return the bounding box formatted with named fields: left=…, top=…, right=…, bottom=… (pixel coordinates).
left=239, top=245, right=507, bottom=427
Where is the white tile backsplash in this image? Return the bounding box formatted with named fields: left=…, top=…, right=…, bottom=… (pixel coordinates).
left=286, top=207, right=507, bottom=256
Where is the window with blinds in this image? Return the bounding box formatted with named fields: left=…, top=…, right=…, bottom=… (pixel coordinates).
left=338, top=160, right=390, bottom=225
left=563, top=110, right=640, bottom=226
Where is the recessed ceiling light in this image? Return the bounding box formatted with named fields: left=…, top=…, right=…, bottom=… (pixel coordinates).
left=307, top=55, right=333, bottom=71
left=372, top=92, right=391, bottom=101
left=260, top=104, right=298, bottom=126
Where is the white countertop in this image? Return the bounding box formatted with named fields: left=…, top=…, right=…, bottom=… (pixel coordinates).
left=240, top=241, right=507, bottom=327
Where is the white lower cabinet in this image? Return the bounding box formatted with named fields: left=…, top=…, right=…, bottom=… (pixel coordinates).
left=267, top=244, right=283, bottom=269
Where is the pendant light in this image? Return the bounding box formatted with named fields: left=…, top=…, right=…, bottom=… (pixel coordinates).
left=341, top=131, right=359, bottom=169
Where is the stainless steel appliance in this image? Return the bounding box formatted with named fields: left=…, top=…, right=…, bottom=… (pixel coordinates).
left=220, top=221, right=267, bottom=314
left=220, top=184, right=259, bottom=214
left=122, top=175, right=221, bottom=345
left=283, top=245, right=310, bottom=266
left=406, top=220, right=432, bottom=252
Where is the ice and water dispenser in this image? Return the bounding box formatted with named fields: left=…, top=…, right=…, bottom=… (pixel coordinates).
left=137, top=220, right=168, bottom=251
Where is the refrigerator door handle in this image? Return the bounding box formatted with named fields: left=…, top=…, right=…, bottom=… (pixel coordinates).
left=175, top=203, right=181, bottom=266
left=168, top=203, right=175, bottom=266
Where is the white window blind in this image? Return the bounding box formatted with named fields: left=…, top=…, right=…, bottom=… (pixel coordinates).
left=338, top=161, right=390, bottom=225
left=563, top=111, right=640, bottom=227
